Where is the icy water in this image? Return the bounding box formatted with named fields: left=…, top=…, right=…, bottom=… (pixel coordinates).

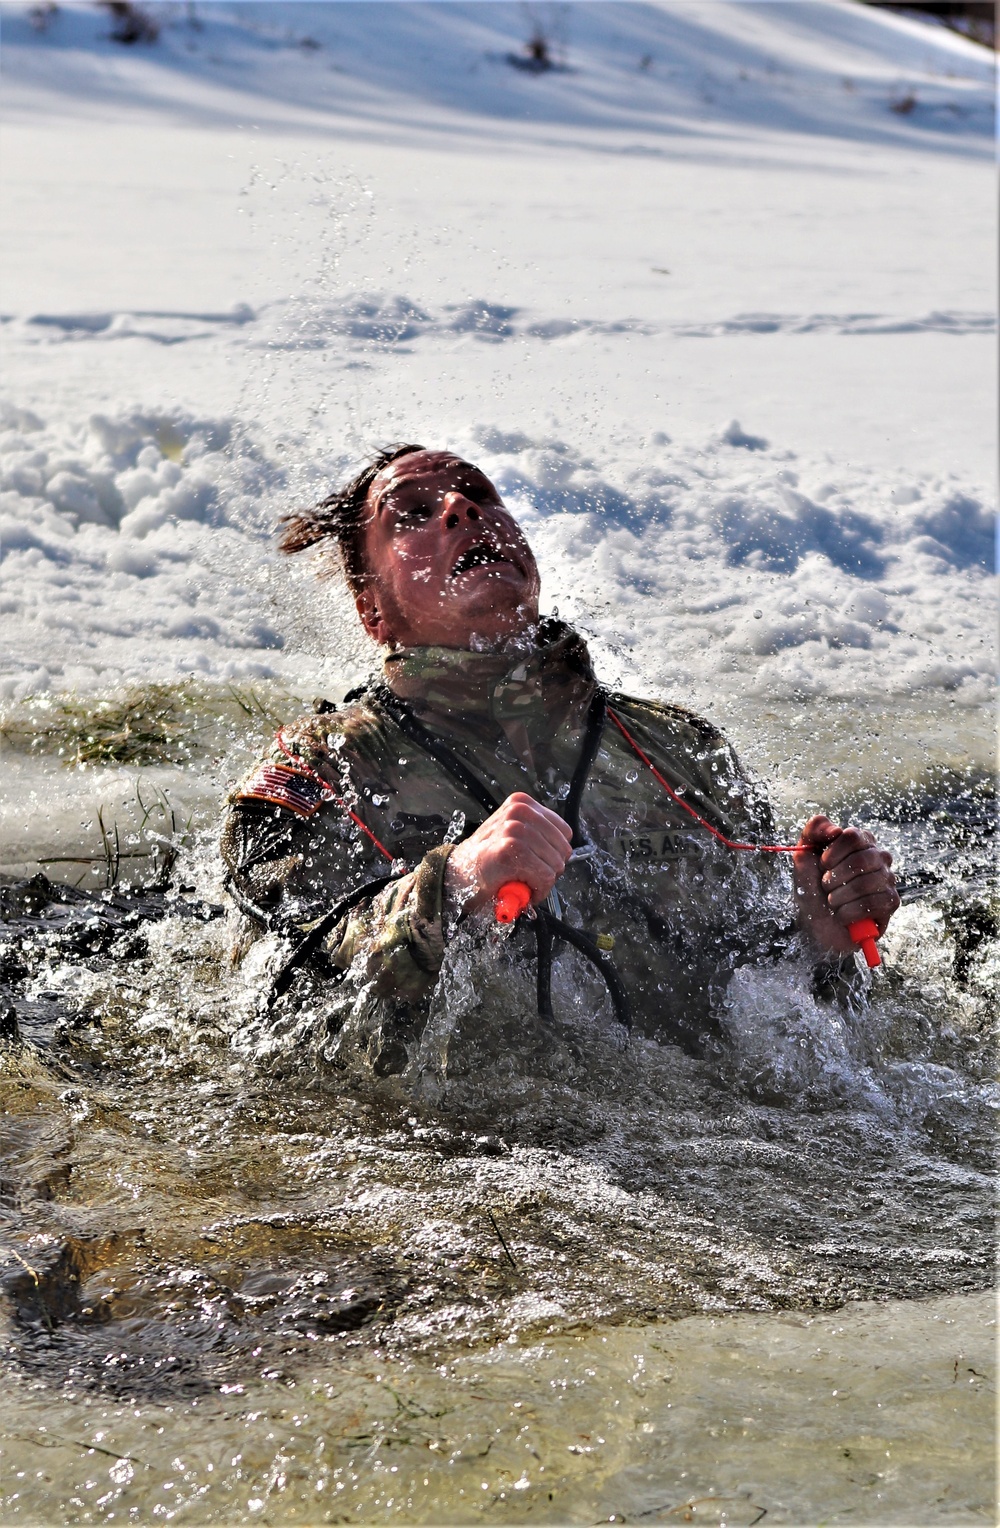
left=0, top=688, right=995, bottom=1524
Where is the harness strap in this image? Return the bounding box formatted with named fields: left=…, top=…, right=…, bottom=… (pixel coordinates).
left=372, top=684, right=503, bottom=820
left=264, top=872, right=402, bottom=1012
left=534, top=904, right=555, bottom=1024
left=225, top=872, right=288, bottom=936
left=539, top=908, right=632, bottom=1030
left=368, top=682, right=631, bottom=1033
left=565, top=689, right=607, bottom=848
left=372, top=682, right=606, bottom=840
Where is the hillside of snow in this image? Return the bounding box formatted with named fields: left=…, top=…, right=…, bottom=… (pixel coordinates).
left=3, top=1, right=994, bottom=144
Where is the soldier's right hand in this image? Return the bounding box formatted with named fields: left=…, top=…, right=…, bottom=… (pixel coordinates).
left=444, top=792, right=573, bottom=918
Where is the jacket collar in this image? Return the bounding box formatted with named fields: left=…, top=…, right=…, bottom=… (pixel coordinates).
left=381, top=619, right=594, bottom=722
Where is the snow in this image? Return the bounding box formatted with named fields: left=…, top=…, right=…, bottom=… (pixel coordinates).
left=0, top=1, right=995, bottom=729
left=2, top=1, right=993, bottom=143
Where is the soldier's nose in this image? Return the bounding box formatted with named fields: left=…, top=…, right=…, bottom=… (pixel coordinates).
left=444, top=498, right=480, bottom=530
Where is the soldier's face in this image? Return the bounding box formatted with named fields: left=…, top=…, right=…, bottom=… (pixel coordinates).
left=358, top=451, right=541, bottom=648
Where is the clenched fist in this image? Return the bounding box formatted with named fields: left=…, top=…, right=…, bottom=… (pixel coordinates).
left=794, top=814, right=899, bottom=958
left=444, top=792, right=573, bottom=918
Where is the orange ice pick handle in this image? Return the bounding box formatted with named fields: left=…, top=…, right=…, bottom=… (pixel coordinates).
left=848, top=918, right=881, bottom=968
left=494, top=881, right=532, bottom=923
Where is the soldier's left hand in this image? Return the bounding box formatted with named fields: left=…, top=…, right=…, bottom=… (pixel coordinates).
left=793, top=814, right=899, bottom=959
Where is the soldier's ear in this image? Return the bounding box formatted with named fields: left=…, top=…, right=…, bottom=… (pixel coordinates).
left=355, top=588, right=385, bottom=643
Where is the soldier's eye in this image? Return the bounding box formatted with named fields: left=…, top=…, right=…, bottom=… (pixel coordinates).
left=393, top=501, right=432, bottom=527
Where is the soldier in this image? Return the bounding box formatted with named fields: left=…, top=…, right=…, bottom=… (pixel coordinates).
left=221, top=446, right=899, bottom=1074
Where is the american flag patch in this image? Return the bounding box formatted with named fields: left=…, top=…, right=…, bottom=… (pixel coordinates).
left=236, top=763, right=328, bottom=819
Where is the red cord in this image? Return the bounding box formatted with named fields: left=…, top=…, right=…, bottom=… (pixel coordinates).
left=274, top=710, right=802, bottom=865
left=606, top=709, right=882, bottom=960
left=274, top=728, right=396, bottom=863
left=606, top=708, right=801, bottom=854
left=275, top=710, right=878, bottom=963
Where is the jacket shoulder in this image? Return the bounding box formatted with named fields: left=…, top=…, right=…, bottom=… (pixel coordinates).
left=227, top=695, right=393, bottom=819
left=609, top=692, right=731, bottom=753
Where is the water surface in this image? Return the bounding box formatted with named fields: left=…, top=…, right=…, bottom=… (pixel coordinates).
left=0, top=692, right=995, bottom=1523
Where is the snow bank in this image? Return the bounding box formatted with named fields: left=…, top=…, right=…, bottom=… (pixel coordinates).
left=7, top=295, right=993, bottom=350
left=1, top=399, right=990, bottom=709
left=474, top=423, right=993, bottom=705
left=1, top=0, right=993, bottom=722
left=0, top=403, right=288, bottom=697
left=3, top=294, right=653, bottom=350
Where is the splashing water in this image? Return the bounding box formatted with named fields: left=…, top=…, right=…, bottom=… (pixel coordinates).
left=0, top=743, right=994, bottom=1520
left=0, top=396, right=995, bottom=1517
left=2, top=748, right=993, bottom=1353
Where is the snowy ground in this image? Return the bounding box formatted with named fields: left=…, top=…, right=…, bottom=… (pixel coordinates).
left=1, top=0, right=995, bottom=739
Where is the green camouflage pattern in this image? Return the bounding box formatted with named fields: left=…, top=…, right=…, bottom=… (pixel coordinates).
left=222, top=623, right=803, bottom=1065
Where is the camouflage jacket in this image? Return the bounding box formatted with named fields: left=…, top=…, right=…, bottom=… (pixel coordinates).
left=221, top=623, right=801, bottom=1068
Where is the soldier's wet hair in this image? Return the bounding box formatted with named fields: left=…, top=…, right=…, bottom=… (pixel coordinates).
left=277, top=443, right=425, bottom=594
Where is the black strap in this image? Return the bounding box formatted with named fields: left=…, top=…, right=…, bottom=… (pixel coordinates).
left=565, top=689, right=606, bottom=848
left=371, top=681, right=605, bottom=845
left=264, top=684, right=508, bottom=1011
left=534, top=907, right=555, bottom=1025
left=264, top=872, right=403, bottom=1012
left=541, top=910, right=631, bottom=1031
left=225, top=873, right=287, bottom=935
left=368, top=682, right=630, bottom=1033
left=371, top=683, right=504, bottom=820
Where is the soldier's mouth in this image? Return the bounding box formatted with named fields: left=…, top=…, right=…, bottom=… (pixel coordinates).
left=449, top=544, right=518, bottom=579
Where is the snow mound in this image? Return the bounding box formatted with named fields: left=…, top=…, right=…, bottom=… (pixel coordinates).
left=676, top=310, right=996, bottom=337
left=1, top=405, right=991, bottom=708
left=466, top=424, right=992, bottom=704
left=3, top=305, right=256, bottom=345
left=250, top=295, right=650, bottom=351
left=8, top=298, right=992, bottom=351
left=0, top=404, right=287, bottom=698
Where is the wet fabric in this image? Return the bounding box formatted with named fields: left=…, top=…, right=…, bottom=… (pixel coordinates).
left=221, top=623, right=803, bottom=1063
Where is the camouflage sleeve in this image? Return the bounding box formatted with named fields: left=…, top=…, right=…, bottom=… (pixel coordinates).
left=220, top=718, right=454, bottom=1006
left=328, top=844, right=453, bottom=1004
left=695, top=725, right=800, bottom=960
left=696, top=736, right=797, bottom=967
left=662, top=704, right=775, bottom=842
left=613, top=695, right=794, bottom=964
left=221, top=707, right=377, bottom=927
left=219, top=800, right=323, bottom=925
left=612, top=694, right=776, bottom=842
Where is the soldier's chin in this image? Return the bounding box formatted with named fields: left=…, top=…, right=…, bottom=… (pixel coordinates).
left=463, top=616, right=525, bottom=645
